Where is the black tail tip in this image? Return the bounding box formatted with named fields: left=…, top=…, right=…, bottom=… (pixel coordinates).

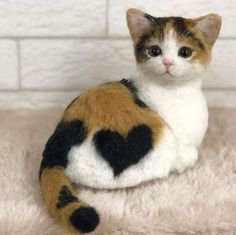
left=70, top=206, right=100, bottom=233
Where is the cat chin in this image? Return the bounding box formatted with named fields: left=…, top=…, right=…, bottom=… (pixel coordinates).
left=157, top=67, right=205, bottom=81
left=137, top=70, right=202, bottom=85
left=136, top=65, right=205, bottom=85
left=156, top=75, right=201, bottom=86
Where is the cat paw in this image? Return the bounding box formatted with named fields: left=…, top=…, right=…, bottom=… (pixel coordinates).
left=172, top=145, right=198, bottom=173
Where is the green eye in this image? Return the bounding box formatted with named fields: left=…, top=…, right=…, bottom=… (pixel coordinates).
left=147, top=45, right=162, bottom=57
left=178, top=47, right=193, bottom=58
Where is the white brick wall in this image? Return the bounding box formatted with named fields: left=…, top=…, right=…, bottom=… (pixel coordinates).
left=20, top=39, right=135, bottom=90
left=0, top=0, right=235, bottom=108
left=0, top=0, right=106, bottom=36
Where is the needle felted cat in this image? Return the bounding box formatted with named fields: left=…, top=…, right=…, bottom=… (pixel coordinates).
left=39, top=9, right=221, bottom=234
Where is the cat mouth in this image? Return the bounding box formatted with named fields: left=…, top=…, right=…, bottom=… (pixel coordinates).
left=162, top=71, right=174, bottom=77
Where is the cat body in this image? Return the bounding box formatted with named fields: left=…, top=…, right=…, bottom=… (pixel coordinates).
left=39, top=9, right=221, bottom=234
left=64, top=78, right=208, bottom=189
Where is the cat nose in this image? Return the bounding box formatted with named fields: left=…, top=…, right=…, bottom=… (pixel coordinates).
left=163, top=58, right=174, bottom=69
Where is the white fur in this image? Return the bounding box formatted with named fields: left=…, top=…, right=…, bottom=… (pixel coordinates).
left=134, top=77, right=208, bottom=173
left=65, top=127, right=177, bottom=189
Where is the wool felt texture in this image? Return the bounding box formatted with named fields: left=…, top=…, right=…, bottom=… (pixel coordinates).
left=0, top=108, right=235, bottom=235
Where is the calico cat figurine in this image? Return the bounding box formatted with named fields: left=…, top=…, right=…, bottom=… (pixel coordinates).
left=39, top=8, right=221, bottom=234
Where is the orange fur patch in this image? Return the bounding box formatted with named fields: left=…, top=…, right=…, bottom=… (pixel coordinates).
left=63, top=82, right=165, bottom=145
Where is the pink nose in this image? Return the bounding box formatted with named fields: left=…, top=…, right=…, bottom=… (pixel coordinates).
left=163, top=58, right=174, bottom=69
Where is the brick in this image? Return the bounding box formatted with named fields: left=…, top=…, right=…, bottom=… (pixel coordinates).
left=21, top=39, right=136, bottom=90
left=0, top=40, right=18, bottom=90
left=0, top=0, right=106, bottom=37
left=205, top=40, right=236, bottom=89
left=0, top=91, right=78, bottom=108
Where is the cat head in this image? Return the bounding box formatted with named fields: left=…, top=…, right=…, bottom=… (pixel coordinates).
left=126, top=9, right=221, bottom=82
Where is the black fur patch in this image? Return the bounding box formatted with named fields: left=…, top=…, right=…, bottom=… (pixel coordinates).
left=135, top=32, right=154, bottom=62
left=93, top=124, right=153, bottom=176
left=70, top=207, right=100, bottom=233
left=39, top=120, right=87, bottom=178
left=120, top=79, right=148, bottom=108
left=174, top=17, right=194, bottom=37
left=145, top=15, right=170, bottom=41
left=144, top=13, right=157, bottom=25
left=134, top=17, right=170, bottom=62
left=56, top=186, right=78, bottom=208
left=174, top=17, right=205, bottom=51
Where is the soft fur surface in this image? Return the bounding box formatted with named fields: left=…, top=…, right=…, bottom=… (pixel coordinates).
left=0, top=108, right=236, bottom=235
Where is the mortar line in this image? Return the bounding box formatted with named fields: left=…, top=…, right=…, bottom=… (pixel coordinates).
left=15, top=40, right=22, bottom=90
left=0, top=87, right=236, bottom=93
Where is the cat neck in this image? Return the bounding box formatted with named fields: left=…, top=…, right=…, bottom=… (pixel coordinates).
left=133, top=73, right=206, bottom=122
left=132, top=72, right=203, bottom=93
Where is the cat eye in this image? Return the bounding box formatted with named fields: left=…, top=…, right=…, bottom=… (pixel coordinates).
left=147, top=45, right=162, bottom=57
left=178, top=47, right=193, bottom=58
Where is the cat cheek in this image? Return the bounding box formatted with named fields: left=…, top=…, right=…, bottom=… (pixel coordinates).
left=156, top=62, right=166, bottom=73
left=156, top=59, right=166, bottom=71
left=172, top=63, right=189, bottom=77
left=192, top=64, right=206, bottom=75
left=182, top=63, right=203, bottom=79
left=149, top=59, right=164, bottom=71
left=147, top=58, right=169, bottom=75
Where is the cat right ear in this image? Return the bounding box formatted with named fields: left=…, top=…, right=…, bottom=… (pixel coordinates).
left=192, top=14, right=222, bottom=45
left=126, top=8, right=152, bottom=43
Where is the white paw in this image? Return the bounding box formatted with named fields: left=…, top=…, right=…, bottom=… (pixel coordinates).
left=172, top=146, right=198, bottom=173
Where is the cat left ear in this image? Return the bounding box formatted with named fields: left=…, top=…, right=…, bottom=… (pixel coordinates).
left=193, top=14, right=222, bottom=45
left=126, top=8, right=152, bottom=43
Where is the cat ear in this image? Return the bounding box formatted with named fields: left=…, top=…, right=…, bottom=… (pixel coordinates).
left=126, top=8, right=152, bottom=43
left=193, top=14, right=222, bottom=45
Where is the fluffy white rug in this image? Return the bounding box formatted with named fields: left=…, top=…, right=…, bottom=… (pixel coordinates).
left=0, top=108, right=236, bottom=235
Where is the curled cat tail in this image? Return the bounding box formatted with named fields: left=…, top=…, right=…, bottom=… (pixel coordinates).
left=39, top=120, right=99, bottom=234
left=40, top=167, right=99, bottom=234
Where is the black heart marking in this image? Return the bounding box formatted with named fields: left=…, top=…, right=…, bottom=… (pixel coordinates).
left=93, top=124, right=153, bottom=176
